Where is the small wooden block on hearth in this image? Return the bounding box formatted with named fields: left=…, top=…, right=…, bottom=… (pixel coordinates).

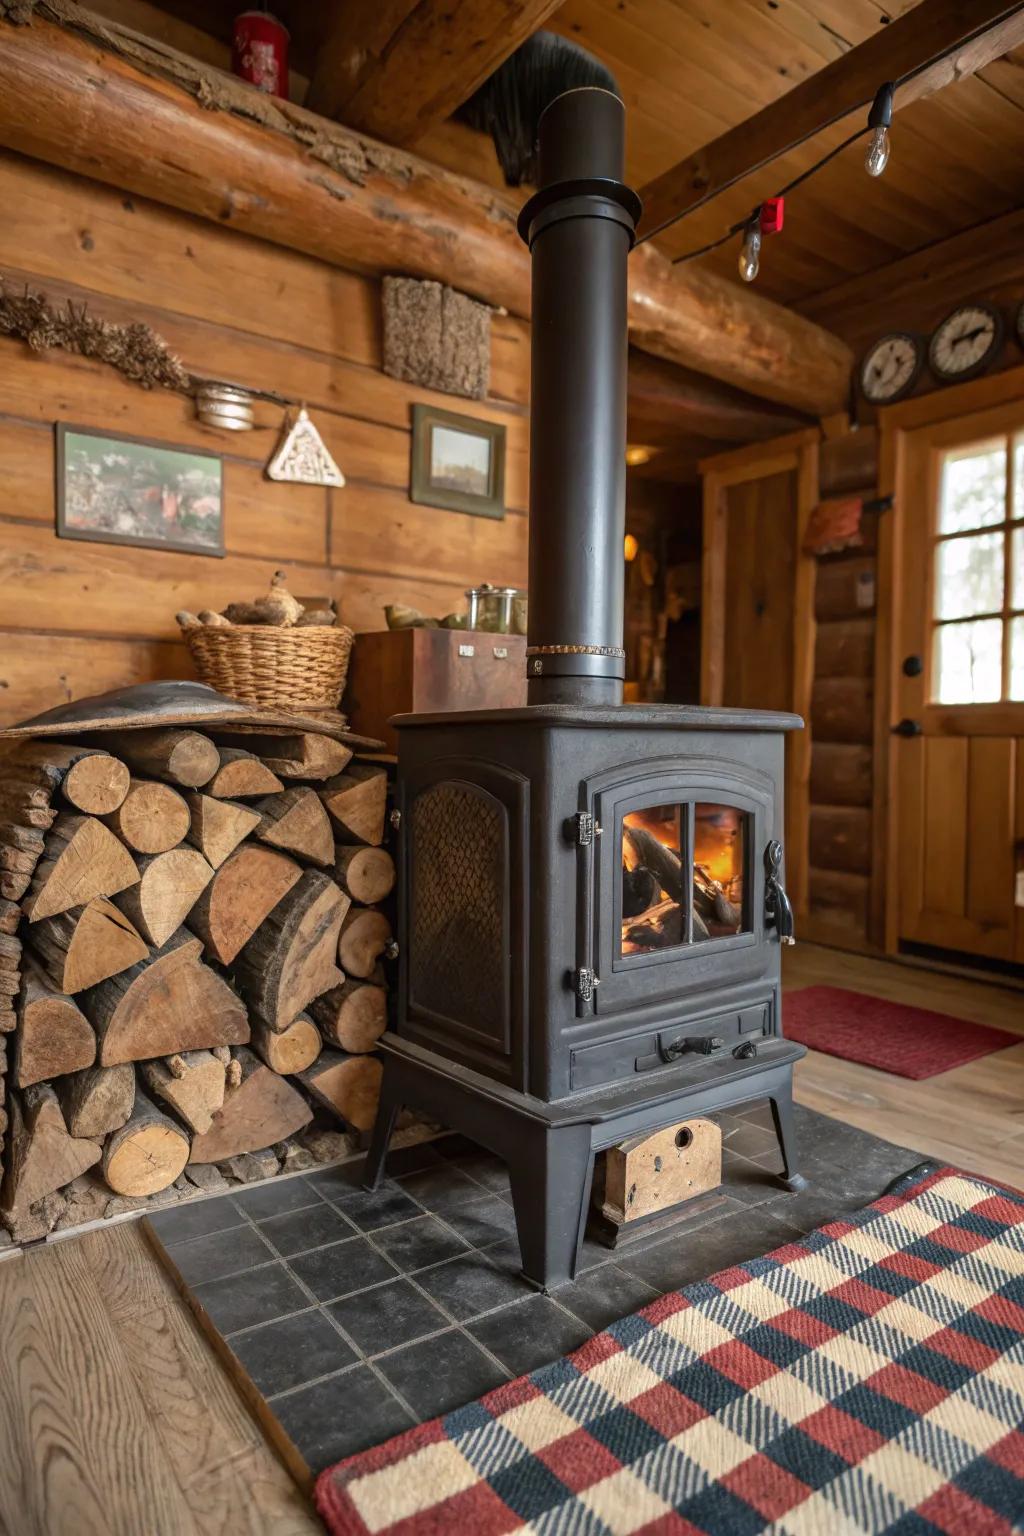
left=591, top=1118, right=722, bottom=1249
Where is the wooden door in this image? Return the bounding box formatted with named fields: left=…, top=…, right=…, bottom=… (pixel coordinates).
left=889, top=396, right=1024, bottom=965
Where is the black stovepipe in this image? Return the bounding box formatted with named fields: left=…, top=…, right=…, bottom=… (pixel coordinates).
left=518, top=87, right=642, bottom=706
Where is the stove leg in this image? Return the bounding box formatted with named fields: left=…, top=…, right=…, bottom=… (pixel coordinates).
left=768, top=1078, right=807, bottom=1193
left=362, top=1077, right=401, bottom=1191
left=508, top=1125, right=594, bottom=1291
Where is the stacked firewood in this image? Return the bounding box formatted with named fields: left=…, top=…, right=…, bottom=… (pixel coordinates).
left=0, top=727, right=394, bottom=1243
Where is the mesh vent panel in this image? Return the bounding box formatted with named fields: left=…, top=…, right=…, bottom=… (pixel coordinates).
left=408, top=783, right=507, bottom=1040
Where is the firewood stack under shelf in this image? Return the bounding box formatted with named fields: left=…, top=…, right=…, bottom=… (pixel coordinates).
left=0, top=726, right=398, bottom=1245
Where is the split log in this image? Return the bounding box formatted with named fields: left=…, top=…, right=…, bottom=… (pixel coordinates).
left=0, top=898, right=21, bottom=934
left=4, top=742, right=130, bottom=814
left=183, top=793, right=261, bottom=869
left=624, top=898, right=686, bottom=950
left=186, top=844, right=301, bottom=964
left=233, top=870, right=348, bottom=1030
left=102, top=1090, right=190, bottom=1195
left=139, top=1050, right=226, bottom=1135
left=623, top=825, right=684, bottom=903
left=102, top=779, right=190, bottom=855
left=250, top=1015, right=322, bottom=1076
left=23, top=813, right=139, bottom=921
left=319, top=765, right=387, bottom=845
left=188, top=1046, right=313, bottom=1163
left=80, top=931, right=250, bottom=1065
left=96, top=729, right=220, bottom=788
left=210, top=731, right=353, bottom=781
left=1, top=1083, right=101, bottom=1217
left=28, top=896, right=148, bottom=992
left=254, top=786, right=334, bottom=867
left=55, top=1062, right=135, bottom=1138
left=338, top=907, right=392, bottom=978
left=13, top=959, right=96, bottom=1087
left=206, top=748, right=284, bottom=800
left=298, top=1050, right=383, bottom=1133
left=113, top=847, right=214, bottom=947
left=333, top=846, right=396, bottom=904
left=310, top=976, right=386, bottom=1053
left=692, top=866, right=741, bottom=930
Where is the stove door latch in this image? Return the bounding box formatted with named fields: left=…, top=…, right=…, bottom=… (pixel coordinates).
left=662, top=1034, right=725, bottom=1061
left=572, top=967, right=599, bottom=1003
left=764, top=839, right=795, bottom=945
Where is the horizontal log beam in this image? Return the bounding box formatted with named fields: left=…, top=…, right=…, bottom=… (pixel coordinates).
left=0, top=9, right=852, bottom=414
left=638, top=0, right=1024, bottom=243
left=306, top=0, right=563, bottom=143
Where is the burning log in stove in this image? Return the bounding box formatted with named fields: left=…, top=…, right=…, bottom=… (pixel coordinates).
left=622, top=823, right=741, bottom=949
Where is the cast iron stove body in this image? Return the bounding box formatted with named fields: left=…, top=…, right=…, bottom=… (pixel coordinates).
left=364, top=89, right=805, bottom=1288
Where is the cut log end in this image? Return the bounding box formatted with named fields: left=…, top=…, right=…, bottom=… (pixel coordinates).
left=102, top=1091, right=190, bottom=1195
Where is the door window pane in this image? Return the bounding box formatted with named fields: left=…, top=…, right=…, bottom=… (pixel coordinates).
left=693, top=804, right=746, bottom=941
left=1013, top=525, right=1024, bottom=611
left=622, top=806, right=685, bottom=955
left=934, top=532, right=1003, bottom=619
left=933, top=619, right=1003, bottom=703
left=1011, top=617, right=1024, bottom=702
left=938, top=441, right=1006, bottom=533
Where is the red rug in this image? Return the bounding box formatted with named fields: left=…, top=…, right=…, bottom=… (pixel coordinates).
left=785, top=984, right=1021, bottom=1079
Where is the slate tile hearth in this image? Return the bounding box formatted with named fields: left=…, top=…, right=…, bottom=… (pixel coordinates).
left=146, top=1103, right=924, bottom=1477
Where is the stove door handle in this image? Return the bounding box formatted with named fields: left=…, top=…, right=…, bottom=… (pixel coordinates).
left=764, top=839, right=795, bottom=945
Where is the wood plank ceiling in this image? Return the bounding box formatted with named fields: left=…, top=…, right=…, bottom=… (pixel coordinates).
left=60, top=0, right=1024, bottom=478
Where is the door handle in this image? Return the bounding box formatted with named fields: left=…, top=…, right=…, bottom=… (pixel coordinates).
left=892, top=718, right=922, bottom=737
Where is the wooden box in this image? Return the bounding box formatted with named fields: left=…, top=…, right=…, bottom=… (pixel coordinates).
left=344, top=628, right=527, bottom=752
left=591, top=1118, right=723, bottom=1248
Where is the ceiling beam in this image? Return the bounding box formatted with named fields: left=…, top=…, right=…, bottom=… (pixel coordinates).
left=0, top=11, right=853, bottom=415
left=637, top=0, right=1024, bottom=244
left=304, top=0, right=563, bottom=144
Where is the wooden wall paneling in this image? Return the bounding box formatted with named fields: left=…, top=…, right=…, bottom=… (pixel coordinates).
left=966, top=737, right=1015, bottom=933
left=700, top=475, right=727, bottom=707
left=809, top=805, right=872, bottom=877
left=0, top=635, right=191, bottom=725
left=328, top=484, right=528, bottom=589
left=721, top=472, right=797, bottom=714
left=811, top=677, right=874, bottom=744
left=1016, top=739, right=1024, bottom=964
left=807, top=867, right=871, bottom=939
left=815, top=555, right=877, bottom=622
left=922, top=736, right=968, bottom=919
left=814, top=617, right=875, bottom=679
left=789, top=438, right=819, bottom=919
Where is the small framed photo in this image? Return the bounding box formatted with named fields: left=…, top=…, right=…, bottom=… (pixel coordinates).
left=56, top=424, right=225, bottom=557
left=410, top=404, right=506, bottom=519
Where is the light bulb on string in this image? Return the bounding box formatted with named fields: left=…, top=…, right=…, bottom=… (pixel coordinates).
left=865, top=81, right=894, bottom=177
left=738, top=212, right=762, bottom=283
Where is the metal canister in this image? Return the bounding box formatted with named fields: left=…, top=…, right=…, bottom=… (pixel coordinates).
left=232, top=10, right=290, bottom=96
left=195, top=382, right=255, bottom=432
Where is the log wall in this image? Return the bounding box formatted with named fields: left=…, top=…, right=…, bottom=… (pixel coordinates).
left=804, top=429, right=880, bottom=952
left=0, top=150, right=531, bottom=726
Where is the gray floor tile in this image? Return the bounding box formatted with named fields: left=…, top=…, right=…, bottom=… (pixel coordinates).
left=415, top=1249, right=533, bottom=1321
left=230, top=1309, right=357, bottom=1396
left=273, top=1364, right=414, bottom=1473
left=289, top=1237, right=400, bottom=1302
left=165, top=1224, right=276, bottom=1287
left=329, top=1278, right=452, bottom=1357
left=371, top=1215, right=470, bottom=1273
left=232, top=1176, right=326, bottom=1220
left=468, top=1296, right=591, bottom=1377
left=615, top=1207, right=807, bottom=1296
left=557, top=1265, right=661, bottom=1333
left=147, top=1195, right=246, bottom=1246
left=376, top=1330, right=509, bottom=1420
left=258, top=1203, right=357, bottom=1257
left=194, top=1262, right=308, bottom=1335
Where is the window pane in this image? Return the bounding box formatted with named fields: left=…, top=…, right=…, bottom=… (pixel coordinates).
left=938, top=441, right=1006, bottom=533
left=693, top=804, right=746, bottom=942
left=934, top=532, right=1003, bottom=619
left=622, top=805, right=685, bottom=955
left=1012, top=617, right=1024, bottom=702
left=1013, top=525, right=1024, bottom=611
left=1015, top=437, right=1024, bottom=519
left=933, top=618, right=1003, bottom=703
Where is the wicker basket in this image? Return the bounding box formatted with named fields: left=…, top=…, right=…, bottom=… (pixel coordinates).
left=184, top=623, right=355, bottom=711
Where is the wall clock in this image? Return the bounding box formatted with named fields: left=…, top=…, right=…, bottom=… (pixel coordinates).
left=858, top=332, right=922, bottom=404
left=928, top=303, right=1003, bottom=383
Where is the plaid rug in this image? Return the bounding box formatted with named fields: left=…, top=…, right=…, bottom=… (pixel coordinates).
left=317, top=1167, right=1024, bottom=1535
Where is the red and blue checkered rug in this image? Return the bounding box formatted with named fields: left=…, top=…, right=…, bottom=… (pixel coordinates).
left=317, top=1166, right=1024, bottom=1535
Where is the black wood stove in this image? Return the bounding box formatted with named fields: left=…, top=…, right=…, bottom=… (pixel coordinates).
left=364, top=87, right=806, bottom=1288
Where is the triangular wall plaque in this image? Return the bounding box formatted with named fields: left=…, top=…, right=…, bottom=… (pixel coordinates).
left=265, top=407, right=345, bottom=487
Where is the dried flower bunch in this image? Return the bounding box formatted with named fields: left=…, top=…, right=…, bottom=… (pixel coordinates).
left=177, top=571, right=336, bottom=631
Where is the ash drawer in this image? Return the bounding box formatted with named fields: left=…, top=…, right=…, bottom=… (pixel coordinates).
left=570, top=1003, right=769, bottom=1092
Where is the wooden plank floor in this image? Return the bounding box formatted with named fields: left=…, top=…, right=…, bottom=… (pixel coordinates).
left=0, top=944, right=1019, bottom=1533
left=786, top=943, right=1024, bottom=1189
left=0, top=1220, right=318, bottom=1536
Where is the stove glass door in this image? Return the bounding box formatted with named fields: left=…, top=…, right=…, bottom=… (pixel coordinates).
left=621, top=801, right=749, bottom=956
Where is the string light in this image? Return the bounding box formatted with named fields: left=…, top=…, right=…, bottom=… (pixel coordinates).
left=865, top=81, right=894, bottom=176
left=657, top=79, right=899, bottom=276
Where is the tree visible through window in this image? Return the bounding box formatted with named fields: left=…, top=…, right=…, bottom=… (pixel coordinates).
left=932, top=437, right=1024, bottom=703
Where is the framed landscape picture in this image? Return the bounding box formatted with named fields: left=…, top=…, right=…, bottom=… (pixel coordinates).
left=56, top=425, right=225, bottom=556
left=410, top=404, right=506, bottom=519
